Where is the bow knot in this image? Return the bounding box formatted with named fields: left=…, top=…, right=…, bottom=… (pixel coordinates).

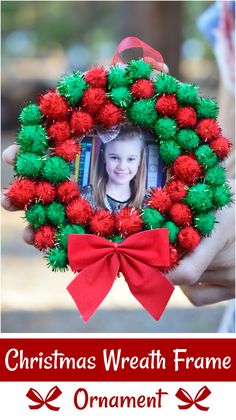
left=67, top=229, right=174, bottom=322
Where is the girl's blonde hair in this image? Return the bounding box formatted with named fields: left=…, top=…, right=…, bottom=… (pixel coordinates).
left=93, top=122, right=147, bottom=209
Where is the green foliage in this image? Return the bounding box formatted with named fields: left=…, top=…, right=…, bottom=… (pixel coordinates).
left=57, top=72, right=87, bottom=104
left=42, top=156, right=70, bottom=183
left=15, top=153, right=43, bottom=178
left=142, top=208, right=164, bottom=229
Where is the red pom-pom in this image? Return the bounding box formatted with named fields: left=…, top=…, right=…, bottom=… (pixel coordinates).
left=54, top=139, right=81, bottom=162
left=178, top=226, right=201, bottom=250
left=155, top=94, right=178, bottom=117
left=147, top=188, right=171, bottom=213
left=169, top=203, right=192, bottom=226
left=47, top=121, right=71, bottom=144
left=89, top=209, right=115, bottom=236
left=96, top=102, right=124, bottom=127
left=116, top=207, right=143, bottom=237
left=81, top=87, right=107, bottom=114
left=70, top=110, right=93, bottom=136
left=57, top=181, right=80, bottom=204
left=84, top=66, right=108, bottom=88
left=34, top=225, right=56, bottom=250
left=36, top=181, right=56, bottom=204
left=39, top=90, right=68, bottom=120
left=131, top=79, right=155, bottom=99
left=8, top=178, right=36, bottom=209
left=169, top=245, right=181, bottom=267
left=66, top=197, right=93, bottom=224
left=196, top=118, right=221, bottom=142
left=165, top=179, right=187, bottom=202
left=210, top=136, right=232, bottom=160
left=172, top=155, right=202, bottom=183
left=175, top=106, right=197, bottom=128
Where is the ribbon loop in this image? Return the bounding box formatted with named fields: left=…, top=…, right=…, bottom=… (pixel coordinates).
left=175, top=386, right=211, bottom=411
left=26, top=386, right=62, bottom=411
left=111, top=36, right=164, bottom=71
left=67, top=229, right=174, bottom=322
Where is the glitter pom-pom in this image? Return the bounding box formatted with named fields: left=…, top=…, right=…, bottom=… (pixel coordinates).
left=162, top=221, right=180, bottom=244
left=107, top=65, right=129, bottom=89
left=142, top=207, right=164, bottom=229
left=15, top=153, right=43, bottom=178
left=36, top=181, right=56, bottom=204
left=47, top=246, right=68, bottom=271
left=57, top=181, right=80, bottom=204
left=172, top=155, right=202, bottom=183
left=84, top=66, right=107, bottom=88
left=66, top=197, right=93, bottom=225
left=54, top=138, right=81, bottom=162
left=89, top=209, right=115, bottom=236
left=147, top=188, right=171, bottom=213
left=70, top=110, right=93, bottom=136
left=196, top=118, right=221, bottom=142
left=210, top=136, right=231, bottom=160
left=109, top=87, right=133, bottom=108
left=155, top=118, right=177, bottom=140
left=131, top=79, right=155, bottom=99
left=155, top=94, right=178, bottom=117
left=155, top=73, right=178, bottom=94
left=175, top=106, right=197, bottom=128
left=57, top=224, right=85, bottom=249
left=212, top=184, right=232, bottom=208
left=57, top=72, right=87, bottom=104
left=81, top=87, right=107, bottom=114
left=116, top=207, right=143, bottom=237
left=26, top=203, right=47, bottom=229
left=96, top=102, right=124, bottom=127
left=177, top=129, right=200, bottom=151
left=129, top=99, right=157, bottom=128
left=165, top=179, right=187, bottom=202
left=196, top=97, right=219, bottom=119
left=39, top=90, right=68, bottom=120
left=169, top=203, right=192, bottom=226
left=127, top=59, right=152, bottom=81
left=47, top=202, right=66, bottom=226
left=47, top=121, right=71, bottom=144
left=19, top=104, right=42, bottom=125
left=205, top=165, right=226, bottom=186
left=35, top=225, right=56, bottom=250
left=178, top=226, right=201, bottom=250
left=159, top=140, right=181, bottom=165
left=195, top=144, right=218, bottom=169
left=169, top=244, right=181, bottom=267
left=17, top=125, right=48, bottom=154
left=8, top=178, right=36, bottom=209
left=176, top=83, right=198, bottom=105
left=194, top=212, right=216, bottom=236
left=184, top=183, right=213, bottom=212
left=42, top=156, right=70, bottom=184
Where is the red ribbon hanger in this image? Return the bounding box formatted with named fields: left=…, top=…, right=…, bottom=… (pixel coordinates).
left=111, top=36, right=164, bottom=71
left=67, top=229, right=174, bottom=322
left=175, top=386, right=211, bottom=411
left=26, top=386, right=62, bottom=411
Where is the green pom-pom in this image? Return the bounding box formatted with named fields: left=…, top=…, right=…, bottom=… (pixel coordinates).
left=159, top=139, right=181, bottom=165
left=47, top=202, right=66, bottom=226
left=176, top=83, right=198, bottom=105
left=129, top=99, right=157, bottom=127
left=154, top=73, right=178, bottom=94
left=57, top=224, right=85, bottom=249
left=196, top=97, right=219, bottom=119
left=142, top=208, right=164, bottom=229
left=177, top=129, right=200, bottom=151
left=107, top=65, right=129, bottom=88
left=19, top=104, right=42, bottom=125
left=212, top=184, right=232, bottom=208
left=57, top=72, right=87, bottom=104
left=109, top=87, right=132, bottom=107
left=154, top=118, right=177, bottom=140
left=205, top=165, right=226, bottom=186
left=15, top=153, right=43, bottom=178
left=47, top=247, right=68, bottom=271
left=195, top=144, right=218, bottom=169
left=194, top=212, right=216, bottom=235
left=42, top=156, right=70, bottom=184
left=127, top=59, right=152, bottom=81
left=110, top=235, right=124, bottom=243
left=26, top=203, right=47, bottom=228
left=162, top=221, right=180, bottom=243
left=184, top=183, right=213, bottom=212
left=17, top=125, right=48, bottom=154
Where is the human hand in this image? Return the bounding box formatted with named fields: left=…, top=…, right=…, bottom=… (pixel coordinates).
left=2, top=144, right=35, bottom=245
left=167, top=186, right=235, bottom=306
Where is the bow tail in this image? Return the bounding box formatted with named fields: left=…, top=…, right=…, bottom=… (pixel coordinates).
left=120, top=255, right=174, bottom=320
left=67, top=255, right=119, bottom=322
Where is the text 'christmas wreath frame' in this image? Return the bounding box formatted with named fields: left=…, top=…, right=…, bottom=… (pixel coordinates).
left=9, top=57, right=232, bottom=274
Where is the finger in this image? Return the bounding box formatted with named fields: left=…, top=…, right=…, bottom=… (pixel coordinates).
left=2, top=144, right=18, bottom=165
left=181, top=284, right=235, bottom=306
left=1, top=191, right=19, bottom=212
left=22, top=225, right=35, bottom=245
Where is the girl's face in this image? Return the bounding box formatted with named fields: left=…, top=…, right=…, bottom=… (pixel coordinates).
left=104, top=137, right=142, bottom=186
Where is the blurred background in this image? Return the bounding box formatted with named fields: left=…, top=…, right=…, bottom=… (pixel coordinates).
left=1, top=0, right=233, bottom=332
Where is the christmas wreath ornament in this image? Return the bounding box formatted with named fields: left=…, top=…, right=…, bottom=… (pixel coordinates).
left=9, top=37, right=232, bottom=321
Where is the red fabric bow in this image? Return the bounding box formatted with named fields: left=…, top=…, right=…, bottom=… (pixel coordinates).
left=26, top=386, right=62, bottom=411
left=111, top=36, right=164, bottom=71
left=67, top=229, right=174, bottom=322
left=175, top=386, right=211, bottom=411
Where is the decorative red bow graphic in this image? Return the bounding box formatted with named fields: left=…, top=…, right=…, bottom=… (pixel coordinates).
left=111, top=36, right=164, bottom=71
left=175, top=386, right=211, bottom=411
left=67, top=229, right=174, bottom=322
left=26, top=386, right=62, bottom=411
